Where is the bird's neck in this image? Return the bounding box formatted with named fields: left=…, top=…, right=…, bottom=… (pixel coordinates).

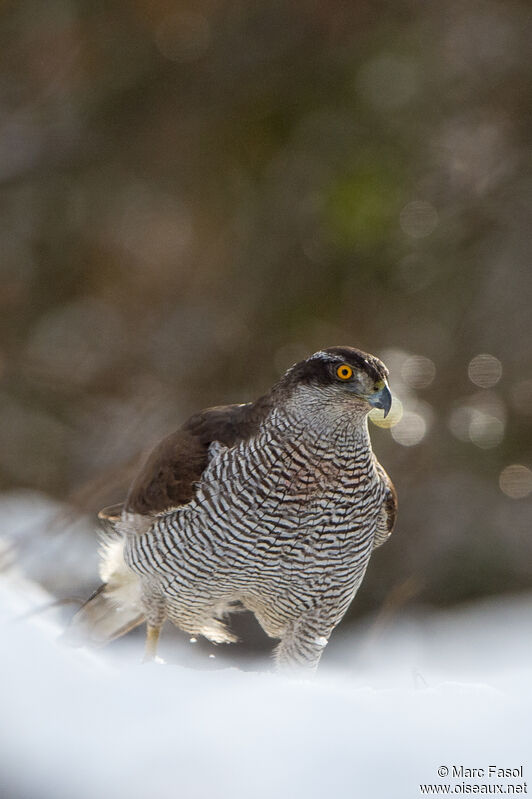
left=269, top=392, right=373, bottom=454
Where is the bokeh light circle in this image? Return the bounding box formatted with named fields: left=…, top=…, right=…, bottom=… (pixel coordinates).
left=401, top=355, right=436, bottom=389
left=499, top=465, right=532, bottom=499
left=369, top=396, right=403, bottom=429
left=468, top=411, right=504, bottom=448
left=391, top=412, right=427, bottom=446
left=468, top=354, right=502, bottom=388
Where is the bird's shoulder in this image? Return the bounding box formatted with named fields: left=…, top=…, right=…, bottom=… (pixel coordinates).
left=109, top=397, right=272, bottom=518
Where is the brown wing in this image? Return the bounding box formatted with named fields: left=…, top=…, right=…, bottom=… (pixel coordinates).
left=373, top=463, right=397, bottom=549
left=123, top=399, right=271, bottom=516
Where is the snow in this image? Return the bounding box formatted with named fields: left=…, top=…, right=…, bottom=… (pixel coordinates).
left=1, top=577, right=531, bottom=799
left=1, top=493, right=531, bottom=798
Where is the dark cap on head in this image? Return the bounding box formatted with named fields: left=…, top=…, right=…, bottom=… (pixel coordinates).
left=321, top=346, right=388, bottom=382
left=280, top=345, right=388, bottom=389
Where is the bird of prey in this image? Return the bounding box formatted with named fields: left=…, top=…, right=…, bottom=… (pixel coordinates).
left=72, top=346, right=396, bottom=671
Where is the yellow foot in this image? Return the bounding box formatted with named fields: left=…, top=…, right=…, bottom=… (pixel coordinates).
left=142, top=624, right=161, bottom=662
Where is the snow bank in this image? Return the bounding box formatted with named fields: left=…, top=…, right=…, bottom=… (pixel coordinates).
left=1, top=571, right=531, bottom=799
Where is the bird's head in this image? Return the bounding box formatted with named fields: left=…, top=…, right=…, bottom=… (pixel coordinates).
left=279, top=346, right=392, bottom=421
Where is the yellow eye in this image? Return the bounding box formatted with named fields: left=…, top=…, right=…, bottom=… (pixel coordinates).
left=336, top=364, right=353, bottom=381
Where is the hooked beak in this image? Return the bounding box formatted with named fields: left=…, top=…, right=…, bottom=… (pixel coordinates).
left=368, top=383, right=392, bottom=418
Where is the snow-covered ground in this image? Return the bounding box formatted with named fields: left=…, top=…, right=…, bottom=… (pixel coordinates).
left=1, top=492, right=531, bottom=799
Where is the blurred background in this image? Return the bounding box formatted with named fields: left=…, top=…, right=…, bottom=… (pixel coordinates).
left=1, top=0, right=531, bottom=663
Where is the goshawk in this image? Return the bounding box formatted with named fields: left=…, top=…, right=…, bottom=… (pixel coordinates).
left=72, top=346, right=397, bottom=670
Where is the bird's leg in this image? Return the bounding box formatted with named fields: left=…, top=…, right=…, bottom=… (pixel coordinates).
left=274, top=614, right=333, bottom=674
left=140, top=585, right=166, bottom=662
left=143, top=623, right=161, bottom=662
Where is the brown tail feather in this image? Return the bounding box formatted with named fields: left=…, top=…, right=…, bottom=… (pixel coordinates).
left=65, top=582, right=144, bottom=647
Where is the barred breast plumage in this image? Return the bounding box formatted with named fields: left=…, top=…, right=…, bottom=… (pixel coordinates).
left=71, top=346, right=397, bottom=671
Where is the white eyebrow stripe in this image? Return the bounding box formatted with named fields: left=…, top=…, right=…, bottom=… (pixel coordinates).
left=308, top=351, right=341, bottom=362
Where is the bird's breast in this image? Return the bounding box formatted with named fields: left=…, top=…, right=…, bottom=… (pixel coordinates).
left=189, top=432, right=382, bottom=546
